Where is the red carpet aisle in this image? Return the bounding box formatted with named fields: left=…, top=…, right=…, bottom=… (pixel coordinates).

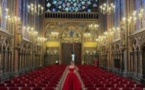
left=78, top=65, right=145, bottom=90
left=58, top=66, right=84, bottom=90
left=0, top=65, right=144, bottom=90
left=0, top=65, right=66, bottom=90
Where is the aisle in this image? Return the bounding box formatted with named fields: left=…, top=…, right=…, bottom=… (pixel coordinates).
left=0, top=65, right=144, bottom=90
left=57, top=66, right=85, bottom=90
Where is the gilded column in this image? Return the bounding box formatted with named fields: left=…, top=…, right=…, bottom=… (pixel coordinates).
left=14, top=0, right=19, bottom=76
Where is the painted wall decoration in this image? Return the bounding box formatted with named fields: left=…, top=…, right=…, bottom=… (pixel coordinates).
left=46, top=25, right=59, bottom=41
left=22, top=0, right=30, bottom=40
left=142, top=0, right=145, bottom=28
left=1, top=0, right=7, bottom=30
left=120, top=0, right=125, bottom=19
left=62, top=26, right=81, bottom=43
left=120, top=0, right=125, bottom=46
left=17, top=0, right=22, bottom=44
left=136, top=0, right=141, bottom=30
left=62, top=29, right=81, bottom=38
left=18, top=0, right=22, bottom=19
left=114, top=0, right=120, bottom=27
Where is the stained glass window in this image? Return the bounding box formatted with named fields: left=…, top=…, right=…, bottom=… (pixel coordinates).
left=45, top=0, right=99, bottom=12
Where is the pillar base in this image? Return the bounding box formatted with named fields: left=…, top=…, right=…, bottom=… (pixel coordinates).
left=122, top=71, right=128, bottom=77
left=131, top=73, right=144, bottom=83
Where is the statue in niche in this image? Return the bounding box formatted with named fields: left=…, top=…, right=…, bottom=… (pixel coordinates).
left=120, top=25, right=126, bottom=46
left=70, top=30, right=74, bottom=37
left=75, top=32, right=80, bottom=37
left=62, top=30, right=69, bottom=37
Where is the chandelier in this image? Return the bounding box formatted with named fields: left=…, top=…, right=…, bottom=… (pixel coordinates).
left=88, top=24, right=99, bottom=30
left=84, top=24, right=99, bottom=38
left=28, top=3, right=44, bottom=15
left=99, top=0, right=115, bottom=15
left=37, top=37, right=47, bottom=45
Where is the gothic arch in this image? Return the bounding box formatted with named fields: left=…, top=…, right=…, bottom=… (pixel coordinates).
left=111, top=45, right=115, bottom=53
left=44, top=23, right=60, bottom=37
left=61, top=26, right=82, bottom=43
left=60, top=24, right=84, bottom=37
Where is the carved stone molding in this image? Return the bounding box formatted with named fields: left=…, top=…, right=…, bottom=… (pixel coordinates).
left=130, top=30, right=145, bottom=49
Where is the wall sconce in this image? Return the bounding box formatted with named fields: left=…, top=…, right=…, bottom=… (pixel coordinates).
left=93, top=50, right=96, bottom=55
left=88, top=24, right=99, bottom=31
left=37, top=37, right=47, bottom=46
left=54, top=49, right=58, bottom=54
left=85, top=50, right=89, bottom=55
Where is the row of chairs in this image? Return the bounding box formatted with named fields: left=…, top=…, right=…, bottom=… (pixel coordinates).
left=0, top=65, right=66, bottom=90
left=78, top=65, right=144, bottom=90
left=0, top=87, right=54, bottom=90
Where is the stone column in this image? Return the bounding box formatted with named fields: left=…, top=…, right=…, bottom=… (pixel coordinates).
left=4, top=48, right=7, bottom=73
left=138, top=50, right=143, bottom=79
left=0, top=47, right=2, bottom=80
left=111, top=53, right=114, bottom=70
left=130, top=52, right=133, bottom=76
left=123, top=49, right=128, bottom=77
left=134, top=50, right=137, bottom=77
left=120, top=52, right=123, bottom=72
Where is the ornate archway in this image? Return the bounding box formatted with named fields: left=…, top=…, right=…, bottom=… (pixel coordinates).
left=44, top=20, right=98, bottom=65
left=61, top=26, right=82, bottom=65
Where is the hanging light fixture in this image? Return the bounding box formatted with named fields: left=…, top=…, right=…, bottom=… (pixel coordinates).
left=99, top=0, right=115, bottom=15
left=28, top=3, right=44, bottom=15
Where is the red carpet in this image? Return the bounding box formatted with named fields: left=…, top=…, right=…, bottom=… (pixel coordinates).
left=0, top=65, right=144, bottom=90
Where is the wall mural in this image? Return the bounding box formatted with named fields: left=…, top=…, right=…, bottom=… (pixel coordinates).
left=46, top=25, right=59, bottom=41
left=45, top=22, right=98, bottom=43
left=62, top=26, right=81, bottom=43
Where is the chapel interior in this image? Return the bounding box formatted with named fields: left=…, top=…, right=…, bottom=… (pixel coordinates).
left=0, top=0, right=145, bottom=90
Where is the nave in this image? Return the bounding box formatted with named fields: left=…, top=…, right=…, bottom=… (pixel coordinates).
left=0, top=65, right=144, bottom=90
